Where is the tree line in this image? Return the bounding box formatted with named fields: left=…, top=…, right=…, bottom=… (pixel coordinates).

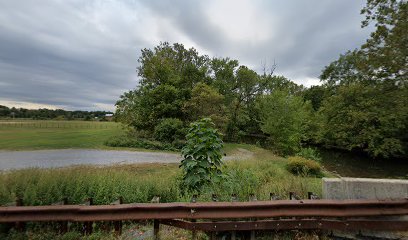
left=0, top=105, right=113, bottom=121
left=115, top=0, right=406, bottom=159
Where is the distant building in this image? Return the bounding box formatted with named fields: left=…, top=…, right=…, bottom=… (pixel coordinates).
left=105, top=113, right=113, bottom=121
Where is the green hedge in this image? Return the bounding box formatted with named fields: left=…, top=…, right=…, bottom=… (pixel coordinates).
left=286, top=156, right=322, bottom=177
left=104, top=136, right=180, bottom=151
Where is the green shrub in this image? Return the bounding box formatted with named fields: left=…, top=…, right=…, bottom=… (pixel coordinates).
left=180, top=118, right=223, bottom=193
left=296, top=147, right=322, bottom=162
left=154, top=118, right=185, bottom=143
left=104, top=136, right=178, bottom=151
left=171, top=139, right=186, bottom=149
left=286, top=156, right=322, bottom=177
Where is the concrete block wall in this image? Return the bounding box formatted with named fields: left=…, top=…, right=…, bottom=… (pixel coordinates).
left=323, top=177, right=408, bottom=200
left=322, top=177, right=408, bottom=239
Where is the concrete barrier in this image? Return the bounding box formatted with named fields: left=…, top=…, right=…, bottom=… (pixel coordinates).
left=323, top=177, right=408, bottom=200
left=323, top=177, right=408, bottom=239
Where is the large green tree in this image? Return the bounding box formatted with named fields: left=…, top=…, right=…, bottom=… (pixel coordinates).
left=115, top=43, right=211, bottom=131
left=361, top=0, right=407, bottom=85
left=183, top=83, right=227, bottom=130
left=317, top=0, right=408, bottom=158
left=258, top=90, right=313, bottom=155
left=115, top=42, right=305, bottom=149
left=317, top=83, right=408, bottom=158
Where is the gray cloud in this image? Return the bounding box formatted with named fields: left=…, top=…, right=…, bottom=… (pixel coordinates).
left=0, top=0, right=370, bottom=110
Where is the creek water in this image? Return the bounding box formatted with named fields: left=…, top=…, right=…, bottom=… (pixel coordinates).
left=319, top=149, right=408, bottom=179
left=0, top=148, right=406, bottom=178
left=0, top=149, right=250, bottom=171
left=0, top=149, right=182, bottom=170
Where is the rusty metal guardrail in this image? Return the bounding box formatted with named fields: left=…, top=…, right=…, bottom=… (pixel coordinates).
left=1, top=198, right=408, bottom=239
left=161, top=219, right=408, bottom=232
left=1, top=199, right=408, bottom=222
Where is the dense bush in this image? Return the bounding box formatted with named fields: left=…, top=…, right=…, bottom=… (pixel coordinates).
left=171, top=139, right=186, bottom=150
left=153, top=118, right=185, bottom=143
left=104, top=136, right=179, bottom=151
left=296, top=147, right=322, bottom=162
left=286, top=156, right=322, bottom=177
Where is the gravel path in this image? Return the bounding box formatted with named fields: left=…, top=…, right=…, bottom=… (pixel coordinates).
left=0, top=148, right=253, bottom=170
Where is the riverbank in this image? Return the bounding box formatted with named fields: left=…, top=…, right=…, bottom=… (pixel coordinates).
left=320, top=148, right=408, bottom=179
left=0, top=146, right=255, bottom=170
left=0, top=144, right=325, bottom=239
left=1, top=120, right=406, bottom=179
left=0, top=146, right=323, bottom=205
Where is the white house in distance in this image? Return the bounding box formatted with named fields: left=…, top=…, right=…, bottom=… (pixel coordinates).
left=105, top=113, right=113, bottom=121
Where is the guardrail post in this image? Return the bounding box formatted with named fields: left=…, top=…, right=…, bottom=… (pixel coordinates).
left=289, top=192, right=300, bottom=200
left=230, top=194, right=238, bottom=240
left=307, top=192, right=323, bottom=238
left=153, top=220, right=160, bottom=240
left=151, top=196, right=160, bottom=240
left=249, top=194, right=256, bottom=240
left=82, top=198, right=93, bottom=235
left=15, top=198, right=24, bottom=231
left=53, top=197, right=68, bottom=233
left=270, top=193, right=281, bottom=200
left=231, top=231, right=236, bottom=240
left=111, top=197, right=123, bottom=236
left=209, top=194, right=218, bottom=240
left=231, top=193, right=238, bottom=202
left=308, top=192, right=319, bottom=200
left=61, top=197, right=68, bottom=233
left=191, top=194, right=197, bottom=240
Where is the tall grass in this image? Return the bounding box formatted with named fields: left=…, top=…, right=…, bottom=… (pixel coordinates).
left=0, top=164, right=181, bottom=205
left=0, top=147, right=325, bottom=239
left=0, top=147, right=323, bottom=206
left=201, top=151, right=322, bottom=201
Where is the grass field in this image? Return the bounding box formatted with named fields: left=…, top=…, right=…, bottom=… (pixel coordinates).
left=0, top=120, right=124, bottom=150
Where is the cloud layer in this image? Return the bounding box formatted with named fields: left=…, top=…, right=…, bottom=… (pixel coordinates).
left=0, top=0, right=370, bottom=110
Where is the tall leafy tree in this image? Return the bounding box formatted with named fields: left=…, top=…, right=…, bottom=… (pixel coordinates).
left=257, top=90, right=313, bottom=155
left=302, top=85, right=326, bottom=111
left=361, top=0, right=407, bottom=85
left=183, top=83, right=227, bottom=129
left=116, top=42, right=211, bottom=131
left=115, top=42, right=304, bottom=149
left=317, top=83, right=407, bottom=158
left=318, top=0, right=408, bottom=158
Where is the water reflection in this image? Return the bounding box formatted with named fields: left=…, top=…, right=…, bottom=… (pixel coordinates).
left=0, top=149, right=182, bottom=170
left=319, top=149, right=408, bottom=179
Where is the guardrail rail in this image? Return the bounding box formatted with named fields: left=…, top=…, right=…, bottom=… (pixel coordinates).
left=1, top=193, right=407, bottom=240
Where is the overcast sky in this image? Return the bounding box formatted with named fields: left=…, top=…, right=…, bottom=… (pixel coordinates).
left=0, top=0, right=371, bottom=111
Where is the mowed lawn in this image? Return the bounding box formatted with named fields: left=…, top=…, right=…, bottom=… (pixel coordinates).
left=0, top=120, right=124, bottom=150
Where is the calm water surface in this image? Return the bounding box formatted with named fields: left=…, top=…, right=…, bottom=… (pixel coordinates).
left=0, top=148, right=406, bottom=178
left=320, top=149, right=408, bottom=179
left=0, top=149, right=182, bottom=170
left=0, top=149, right=247, bottom=171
